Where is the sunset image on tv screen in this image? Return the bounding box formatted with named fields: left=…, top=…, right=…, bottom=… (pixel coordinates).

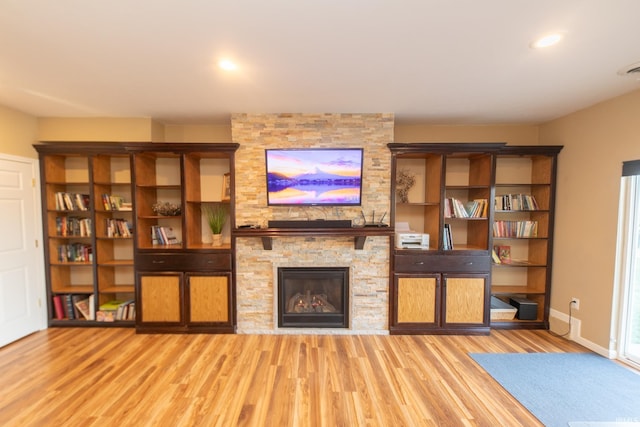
left=265, top=149, right=363, bottom=205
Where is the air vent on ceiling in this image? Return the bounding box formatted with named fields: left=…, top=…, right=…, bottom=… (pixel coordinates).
left=618, top=62, right=640, bottom=76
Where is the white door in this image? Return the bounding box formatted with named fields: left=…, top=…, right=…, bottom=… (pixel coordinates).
left=0, top=155, right=46, bottom=347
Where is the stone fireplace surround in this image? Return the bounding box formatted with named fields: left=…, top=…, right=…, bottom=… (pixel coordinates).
left=232, top=113, right=393, bottom=334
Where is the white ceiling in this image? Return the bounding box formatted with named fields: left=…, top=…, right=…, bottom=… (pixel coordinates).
left=1, top=0, right=640, bottom=125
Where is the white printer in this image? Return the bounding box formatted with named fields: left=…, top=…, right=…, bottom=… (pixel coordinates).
left=396, top=233, right=430, bottom=249
left=395, top=222, right=429, bottom=249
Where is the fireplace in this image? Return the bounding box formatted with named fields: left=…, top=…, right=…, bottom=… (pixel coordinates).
left=277, top=267, right=349, bottom=328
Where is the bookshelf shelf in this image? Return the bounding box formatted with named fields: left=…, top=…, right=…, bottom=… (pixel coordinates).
left=97, top=260, right=134, bottom=266
left=51, top=285, right=95, bottom=294
left=492, top=285, right=546, bottom=295
left=100, top=285, right=135, bottom=293
left=492, top=261, right=547, bottom=267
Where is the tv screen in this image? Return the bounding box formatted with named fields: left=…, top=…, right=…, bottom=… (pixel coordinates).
left=265, top=148, right=363, bottom=206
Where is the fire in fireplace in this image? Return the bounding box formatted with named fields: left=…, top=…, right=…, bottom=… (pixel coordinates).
left=277, top=267, right=349, bottom=328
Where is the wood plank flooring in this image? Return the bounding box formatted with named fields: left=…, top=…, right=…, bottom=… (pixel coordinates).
left=0, top=328, right=587, bottom=426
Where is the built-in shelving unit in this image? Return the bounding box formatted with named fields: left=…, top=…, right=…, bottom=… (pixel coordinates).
left=35, top=142, right=239, bottom=332
left=35, top=140, right=560, bottom=335
left=388, top=143, right=502, bottom=335
left=388, top=143, right=562, bottom=333
left=128, top=143, right=239, bottom=334
left=35, top=143, right=136, bottom=326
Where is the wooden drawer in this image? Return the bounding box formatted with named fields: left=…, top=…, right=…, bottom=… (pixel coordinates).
left=394, top=254, right=489, bottom=273
left=136, top=253, right=232, bottom=271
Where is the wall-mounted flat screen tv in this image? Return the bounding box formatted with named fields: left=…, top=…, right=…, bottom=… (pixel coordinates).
left=265, top=148, right=363, bottom=206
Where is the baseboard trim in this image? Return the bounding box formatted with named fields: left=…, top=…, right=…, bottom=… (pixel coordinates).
left=549, top=308, right=612, bottom=358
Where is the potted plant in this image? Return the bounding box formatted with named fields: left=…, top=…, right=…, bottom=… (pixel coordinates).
left=204, top=204, right=227, bottom=246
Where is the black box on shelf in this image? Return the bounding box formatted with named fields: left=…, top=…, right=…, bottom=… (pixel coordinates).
left=509, top=297, right=538, bottom=320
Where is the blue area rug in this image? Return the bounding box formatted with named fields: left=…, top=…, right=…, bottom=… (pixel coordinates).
left=469, top=353, right=640, bottom=427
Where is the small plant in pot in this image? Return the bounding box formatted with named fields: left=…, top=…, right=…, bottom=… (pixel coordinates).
left=204, top=204, right=227, bottom=246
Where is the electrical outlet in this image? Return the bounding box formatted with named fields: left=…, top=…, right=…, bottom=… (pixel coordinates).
left=571, top=297, right=580, bottom=310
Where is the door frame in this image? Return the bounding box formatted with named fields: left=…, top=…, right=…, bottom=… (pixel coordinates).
left=613, top=174, right=640, bottom=368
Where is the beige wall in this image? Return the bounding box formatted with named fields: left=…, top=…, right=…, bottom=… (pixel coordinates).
left=0, top=104, right=38, bottom=158
left=37, top=117, right=157, bottom=142
left=394, top=124, right=539, bottom=145
left=36, top=118, right=233, bottom=143
left=163, top=123, right=232, bottom=142
left=540, top=88, right=640, bottom=349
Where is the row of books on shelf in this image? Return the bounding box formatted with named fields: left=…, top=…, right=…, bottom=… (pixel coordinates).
left=57, top=243, right=93, bottom=263
left=493, top=220, right=538, bottom=238
left=101, top=194, right=132, bottom=211
left=52, top=294, right=135, bottom=321
left=53, top=294, right=93, bottom=320
left=495, top=194, right=539, bottom=211
left=444, top=198, right=487, bottom=218
left=152, top=226, right=181, bottom=246
left=56, top=216, right=92, bottom=237
left=55, top=192, right=90, bottom=211
left=105, top=218, right=133, bottom=238
left=96, top=299, right=136, bottom=321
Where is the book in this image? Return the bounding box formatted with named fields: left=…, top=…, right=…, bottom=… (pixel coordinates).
left=164, top=227, right=180, bottom=245
left=99, top=300, right=124, bottom=312
left=89, top=294, right=95, bottom=320
left=151, top=226, right=160, bottom=245
left=495, top=194, right=539, bottom=211
left=444, top=223, right=454, bottom=250
left=116, top=300, right=135, bottom=320
left=96, top=311, right=115, bottom=322
left=52, top=295, right=65, bottom=319
left=74, top=296, right=91, bottom=320
left=64, top=294, right=75, bottom=319
left=495, top=245, right=511, bottom=264
left=491, top=248, right=502, bottom=264
left=97, top=299, right=122, bottom=322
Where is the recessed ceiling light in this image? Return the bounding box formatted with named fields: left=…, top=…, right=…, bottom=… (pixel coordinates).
left=218, top=59, right=238, bottom=71
left=531, top=33, right=564, bottom=49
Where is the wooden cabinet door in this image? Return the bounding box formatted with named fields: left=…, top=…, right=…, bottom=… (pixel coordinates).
left=139, top=274, right=182, bottom=323
left=187, top=274, right=230, bottom=323
left=443, top=275, right=487, bottom=324
left=395, top=275, right=439, bottom=325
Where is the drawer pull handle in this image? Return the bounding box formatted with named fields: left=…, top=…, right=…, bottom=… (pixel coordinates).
left=414, top=261, right=424, bottom=265
left=465, top=262, right=473, bottom=266
left=152, top=260, right=165, bottom=264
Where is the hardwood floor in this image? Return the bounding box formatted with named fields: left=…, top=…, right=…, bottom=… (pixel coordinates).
left=0, top=328, right=587, bottom=427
